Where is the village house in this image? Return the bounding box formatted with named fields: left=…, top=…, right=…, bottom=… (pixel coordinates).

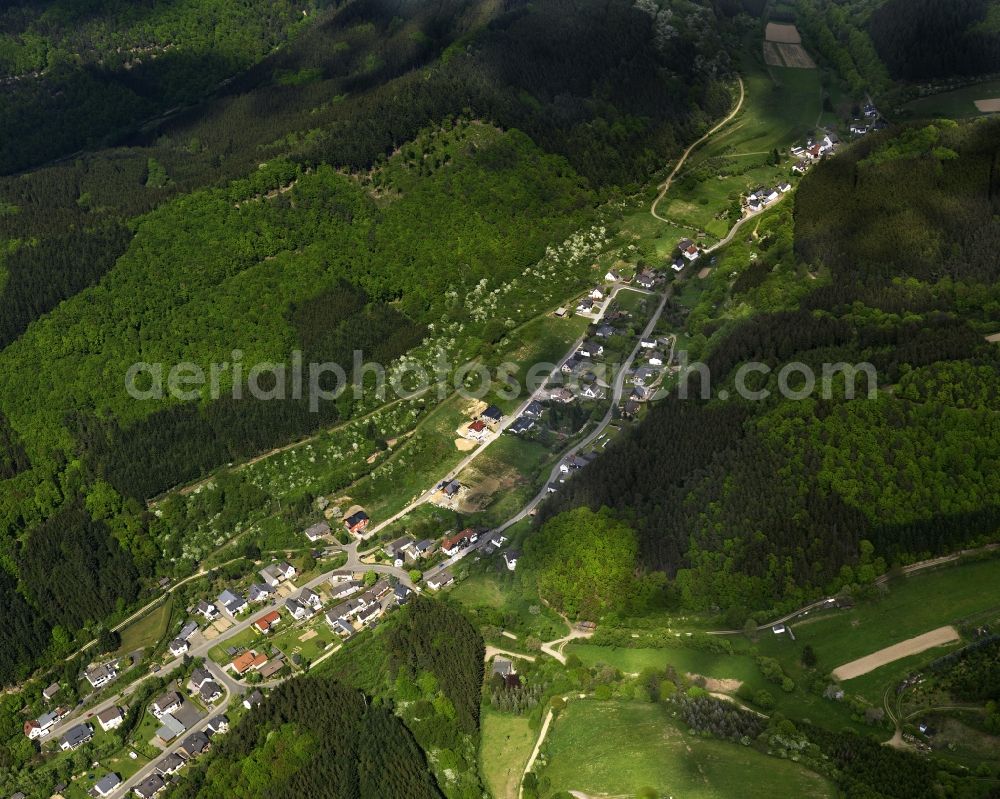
left=252, top=610, right=281, bottom=634
left=589, top=287, right=605, bottom=301
left=285, top=598, right=310, bottom=621
left=427, top=570, right=454, bottom=591
left=344, top=510, right=370, bottom=536
left=179, top=731, right=211, bottom=759
left=679, top=239, right=700, bottom=261
left=243, top=690, right=264, bottom=710
left=576, top=297, right=594, bottom=312
left=85, top=662, right=119, bottom=689
left=560, top=355, right=581, bottom=374
left=155, top=753, right=186, bottom=776
left=133, top=774, right=166, bottom=799
left=411, top=539, right=436, bottom=560
left=218, top=589, right=247, bottom=616
left=24, top=711, right=58, bottom=740
left=604, top=268, right=621, bottom=282
left=230, top=650, right=268, bottom=676
left=248, top=583, right=274, bottom=603
left=200, top=680, right=222, bottom=703
left=258, top=658, right=285, bottom=680
left=580, top=383, right=605, bottom=400
left=356, top=602, right=383, bottom=626
left=503, top=550, right=520, bottom=571
left=441, top=532, right=467, bottom=556
left=151, top=691, right=183, bottom=719
left=188, top=668, right=213, bottom=692
left=299, top=587, right=322, bottom=610
left=792, top=159, right=809, bottom=175
left=328, top=579, right=362, bottom=600
left=647, top=351, right=664, bottom=367
left=507, top=416, right=535, bottom=435
left=481, top=404, right=503, bottom=427
left=196, top=600, right=220, bottom=621
left=42, top=683, right=60, bottom=703
left=394, top=584, right=413, bottom=605
left=205, top=716, right=229, bottom=736
left=385, top=535, right=415, bottom=560
left=96, top=706, right=124, bottom=732
left=635, top=271, right=656, bottom=289
left=93, top=773, right=121, bottom=798
left=154, top=713, right=186, bottom=744
left=304, top=520, right=331, bottom=542
left=522, top=400, right=544, bottom=419
left=169, top=638, right=189, bottom=657
left=59, top=723, right=93, bottom=751
left=578, top=340, right=604, bottom=358
left=595, top=323, right=616, bottom=338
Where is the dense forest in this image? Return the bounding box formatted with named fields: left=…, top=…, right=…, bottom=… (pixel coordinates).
left=0, top=0, right=740, bottom=688
left=301, top=597, right=486, bottom=798
left=539, top=118, right=1000, bottom=620
left=167, top=678, right=443, bottom=799
left=869, top=0, right=1000, bottom=80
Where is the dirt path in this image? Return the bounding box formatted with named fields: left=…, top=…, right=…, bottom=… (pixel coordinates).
left=832, top=625, right=960, bottom=680
left=651, top=76, right=745, bottom=221
left=485, top=645, right=536, bottom=663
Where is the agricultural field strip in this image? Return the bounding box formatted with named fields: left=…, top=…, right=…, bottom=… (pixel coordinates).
left=832, top=625, right=960, bottom=681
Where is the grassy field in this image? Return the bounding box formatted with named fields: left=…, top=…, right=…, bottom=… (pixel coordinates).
left=567, top=642, right=759, bottom=682
left=538, top=700, right=834, bottom=798
left=349, top=313, right=587, bottom=522
left=269, top=617, right=337, bottom=666
left=898, top=78, right=1000, bottom=120
left=756, top=557, right=1000, bottom=669
left=658, top=47, right=821, bottom=238
left=481, top=709, right=536, bottom=799
left=116, top=598, right=173, bottom=655
left=208, top=625, right=259, bottom=666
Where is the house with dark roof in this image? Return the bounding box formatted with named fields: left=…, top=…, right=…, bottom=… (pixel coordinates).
left=285, top=598, right=309, bottom=621
left=155, top=753, right=186, bottom=776
left=196, top=600, right=219, bottom=621
left=248, top=583, right=273, bottom=603
left=93, top=773, right=121, bottom=798
left=188, top=668, right=213, bottom=691
left=151, top=691, right=183, bottom=719
left=344, top=510, right=370, bottom=536
left=329, top=579, right=362, bottom=600
left=427, top=570, right=454, bottom=590
left=218, top=589, right=247, bottom=616
left=42, top=682, right=60, bottom=702
left=59, top=723, right=93, bottom=751
left=304, top=520, right=331, bottom=542
left=96, top=706, right=124, bottom=732
left=205, top=716, right=229, bottom=736
left=481, top=405, right=503, bottom=427
left=507, top=416, right=535, bottom=435
left=199, top=681, right=222, bottom=703
left=179, top=731, right=211, bottom=759
left=133, top=774, right=165, bottom=799
left=522, top=400, right=544, bottom=419
left=243, top=690, right=264, bottom=710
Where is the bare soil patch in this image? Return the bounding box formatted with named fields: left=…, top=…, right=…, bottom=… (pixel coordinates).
left=454, top=437, right=476, bottom=451
left=763, top=40, right=785, bottom=67
left=697, top=266, right=713, bottom=279
left=765, top=22, right=802, bottom=43
left=974, top=98, right=1000, bottom=113
left=776, top=42, right=816, bottom=69
left=299, top=629, right=318, bottom=642
left=985, top=331, right=1000, bottom=342
left=832, top=625, right=960, bottom=680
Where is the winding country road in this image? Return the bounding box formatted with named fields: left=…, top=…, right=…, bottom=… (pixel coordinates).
left=651, top=76, right=745, bottom=222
